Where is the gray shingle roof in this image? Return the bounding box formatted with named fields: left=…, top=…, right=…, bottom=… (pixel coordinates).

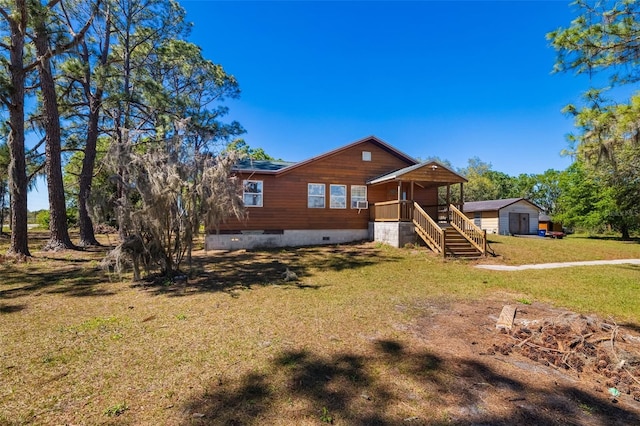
left=463, top=198, right=540, bottom=212
left=539, top=213, right=552, bottom=222
left=233, top=159, right=297, bottom=172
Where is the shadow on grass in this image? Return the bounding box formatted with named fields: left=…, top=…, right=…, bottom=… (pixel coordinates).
left=181, top=339, right=640, bottom=425
left=0, top=267, right=115, bottom=300
left=0, top=230, right=116, bottom=301
left=580, top=235, right=640, bottom=243
left=140, top=243, right=401, bottom=297
left=619, top=264, right=640, bottom=272
left=0, top=303, right=26, bottom=314
left=619, top=320, right=640, bottom=335
left=38, top=255, right=99, bottom=264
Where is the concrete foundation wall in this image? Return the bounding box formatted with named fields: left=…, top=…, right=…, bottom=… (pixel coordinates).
left=371, top=222, right=416, bottom=248
left=205, top=229, right=370, bottom=250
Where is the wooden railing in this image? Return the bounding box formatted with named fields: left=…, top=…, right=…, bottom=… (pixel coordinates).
left=370, top=200, right=484, bottom=257
left=448, top=204, right=486, bottom=255
left=420, top=204, right=448, bottom=222
left=371, top=200, right=413, bottom=222
left=412, top=202, right=445, bottom=255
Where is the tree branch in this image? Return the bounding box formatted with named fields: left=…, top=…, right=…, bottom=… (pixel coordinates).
left=25, top=0, right=102, bottom=73
left=0, top=6, right=13, bottom=24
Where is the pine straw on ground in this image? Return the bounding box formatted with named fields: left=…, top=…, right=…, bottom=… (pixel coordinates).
left=410, top=298, right=640, bottom=426
left=490, top=311, right=640, bottom=401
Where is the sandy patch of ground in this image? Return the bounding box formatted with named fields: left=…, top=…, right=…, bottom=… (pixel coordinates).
left=408, top=296, right=640, bottom=425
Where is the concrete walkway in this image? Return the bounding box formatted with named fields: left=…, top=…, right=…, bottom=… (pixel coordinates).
left=476, top=259, right=640, bottom=271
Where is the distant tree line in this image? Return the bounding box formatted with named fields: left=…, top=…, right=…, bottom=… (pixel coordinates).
left=443, top=0, right=640, bottom=239
left=428, top=153, right=637, bottom=238
left=449, top=157, right=560, bottom=215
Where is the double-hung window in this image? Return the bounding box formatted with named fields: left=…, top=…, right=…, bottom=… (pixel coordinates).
left=308, top=183, right=325, bottom=208
left=330, top=184, right=347, bottom=209
left=243, top=180, right=263, bottom=207
left=350, top=185, right=367, bottom=208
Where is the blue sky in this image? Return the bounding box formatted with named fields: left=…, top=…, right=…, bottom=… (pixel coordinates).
left=29, top=0, right=597, bottom=210
left=180, top=0, right=591, bottom=169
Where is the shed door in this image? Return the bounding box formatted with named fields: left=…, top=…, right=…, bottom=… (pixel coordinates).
left=509, top=213, right=530, bottom=234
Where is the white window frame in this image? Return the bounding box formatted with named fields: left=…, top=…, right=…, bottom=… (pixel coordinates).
left=350, top=185, right=367, bottom=209
left=243, top=180, right=263, bottom=207
left=330, top=184, right=347, bottom=209
left=308, top=183, right=325, bottom=208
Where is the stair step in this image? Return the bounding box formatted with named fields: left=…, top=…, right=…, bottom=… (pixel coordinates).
left=448, top=249, right=481, bottom=254
left=413, top=214, right=485, bottom=258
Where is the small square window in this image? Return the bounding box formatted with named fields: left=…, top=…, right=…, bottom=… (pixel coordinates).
left=362, top=151, right=371, bottom=161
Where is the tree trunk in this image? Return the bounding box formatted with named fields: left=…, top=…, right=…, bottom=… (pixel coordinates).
left=33, top=11, right=75, bottom=251
left=76, top=12, right=110, bottom=247
left=620, top=223, right=631, bottom=241
left=5, top=0, right=31, bottom=257
left=0, top=181, right=7, bottom=234
left=77, top=102, right=100, bottom=247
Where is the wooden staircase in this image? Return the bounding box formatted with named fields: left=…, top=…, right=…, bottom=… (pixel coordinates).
left=412, top=202, right=486, bottom=259
left=443, top=226, right=483, bottom=259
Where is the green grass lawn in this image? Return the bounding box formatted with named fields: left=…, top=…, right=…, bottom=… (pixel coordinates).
left=486, top=233, right=640, bottom=264
left=1, top=232, right=639, bottom=424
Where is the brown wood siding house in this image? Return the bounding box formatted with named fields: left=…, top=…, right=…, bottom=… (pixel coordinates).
left=205, top=136, right=466, bottom=250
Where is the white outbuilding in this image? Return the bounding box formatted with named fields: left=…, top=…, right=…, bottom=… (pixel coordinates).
left=463, top=198, right=541, bottom=235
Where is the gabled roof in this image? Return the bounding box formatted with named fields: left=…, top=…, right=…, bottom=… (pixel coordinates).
left=232, top=135, right=417, bottom=175
left=463, top=198, right=541, bottom=213
left=367, top=161, right=467, bottom=185
left=277, top=135, right=417, bottom=176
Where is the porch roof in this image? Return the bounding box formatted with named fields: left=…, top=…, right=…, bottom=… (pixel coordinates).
left=367, top=161, right=467, bottom=185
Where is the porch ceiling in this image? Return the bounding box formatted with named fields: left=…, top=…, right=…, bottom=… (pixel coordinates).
left=367, top=161, right=467, bottom=185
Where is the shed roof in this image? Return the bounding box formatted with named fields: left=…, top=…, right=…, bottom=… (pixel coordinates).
left=463, top=198, right=541, bottom=213
left=539, top=213, right=552, bottom=222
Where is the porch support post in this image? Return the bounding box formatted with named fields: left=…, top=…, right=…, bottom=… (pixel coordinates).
left=410, top=181, right=414, bottom=202
left=397, top=181, right=401, bottom=220
left=459, top=183, right=464, bottom=211
left=446, top=184, right=451, bottom=221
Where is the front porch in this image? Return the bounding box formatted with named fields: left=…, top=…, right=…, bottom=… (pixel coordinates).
left=369, top=201, right=487, bottom=258
left=366, top=162, right=486, bottom=258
